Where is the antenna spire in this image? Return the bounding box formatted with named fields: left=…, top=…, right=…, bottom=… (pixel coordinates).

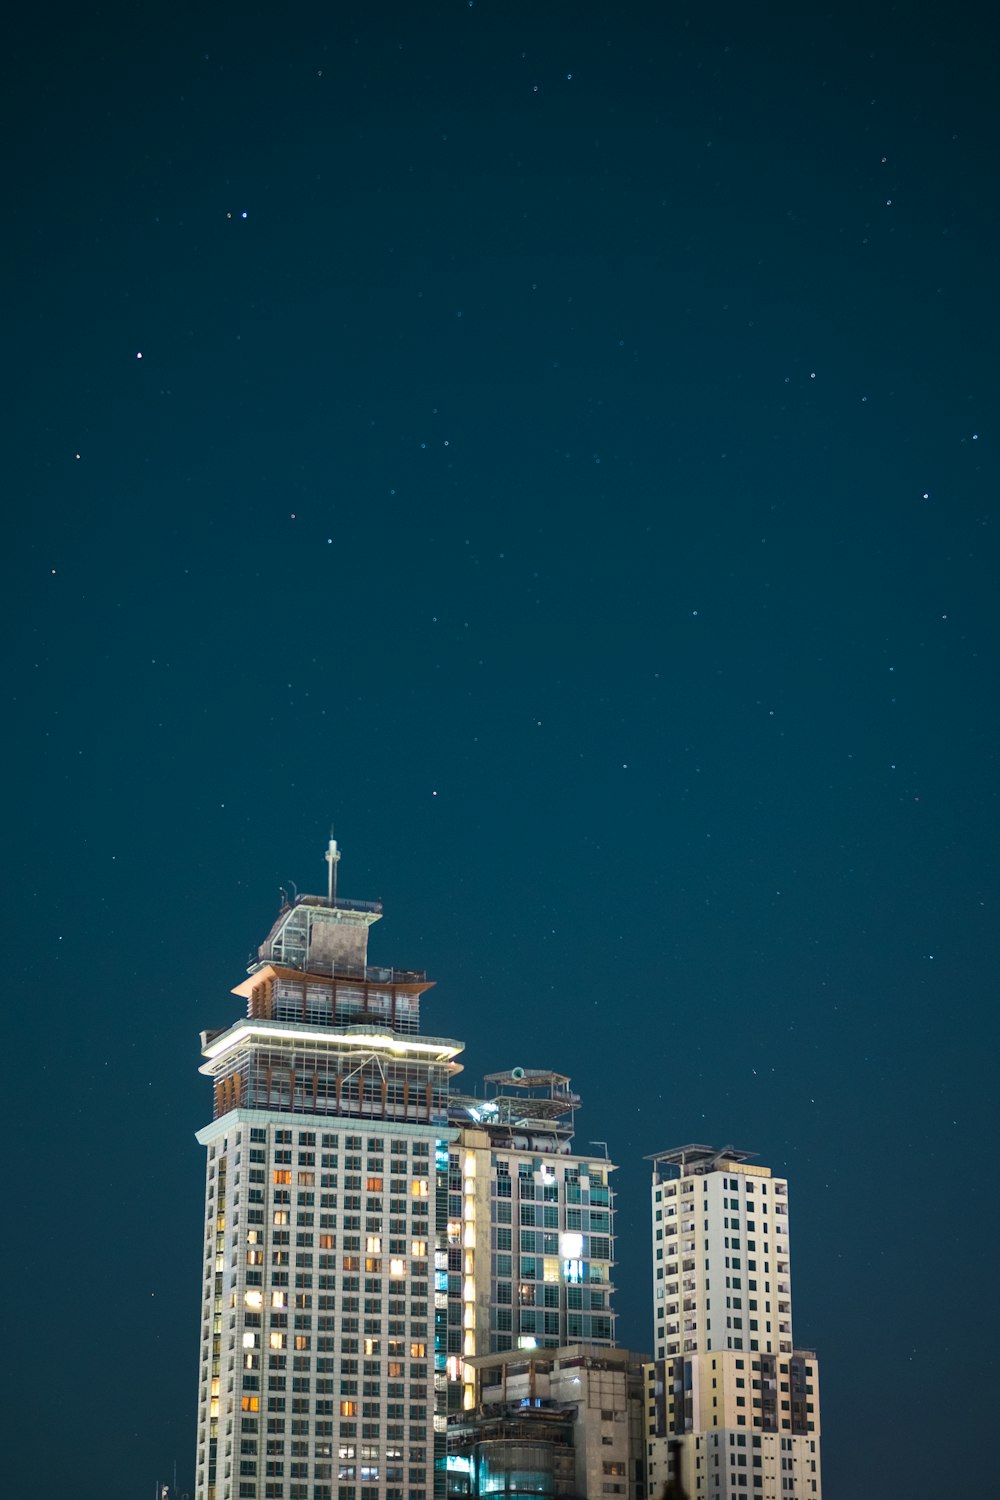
left=325, top=829, right=341, bottom=905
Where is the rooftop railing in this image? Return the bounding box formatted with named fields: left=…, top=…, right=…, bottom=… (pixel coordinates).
left=295, top=894, right=383, bottom=914
left=253, top=955, right=427, bottom=984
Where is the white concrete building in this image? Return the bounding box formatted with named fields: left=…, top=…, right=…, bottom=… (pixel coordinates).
left=645, top=1146, right=821, bottom=1500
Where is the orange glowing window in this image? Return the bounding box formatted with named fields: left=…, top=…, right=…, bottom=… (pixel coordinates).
left=241, top=1396, right=259, bottom=1412
left=273, top=1170, right=292, bottom=1185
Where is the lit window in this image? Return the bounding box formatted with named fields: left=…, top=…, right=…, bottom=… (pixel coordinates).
left=270, top=1333, right=285, bottom=1350
left=274, top=1170, right=292, bottom=1185
left=411, top=1240, right=427, bottom=1257
left=245, top=1290, right=263, bottom=1309
left=340, top=1401, right=357, bottom=1417
left=410, top=1342, right=426, bottom=1358
left=273, top=1211, right=289, bottom=1226
left=411, top=1181, right=428, bottom=1198
left=367, top=1177, right=383, bottom=1191
left=243, top=1332, right=257, bottom=1349
left=241, top=1396, right=259, bottom=1412
left=366, top=1236, right=382, bottom=1254
left=389, top=1259, right=405, bottom=1277
left=272, top=1292, right=286, bottom=1309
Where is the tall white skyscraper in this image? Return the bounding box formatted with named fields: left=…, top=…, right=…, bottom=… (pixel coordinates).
left=194, top=845, right=465, bottom=1500
left=645, top=1145, right=821, bottom=1500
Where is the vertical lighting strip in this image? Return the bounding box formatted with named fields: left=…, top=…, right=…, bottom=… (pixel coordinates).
left=207, top=1152, right=226, bottom=1500
left=434, top=1139, right=451, bottom=1500
left=461, top=1148, right=477, bottom=1409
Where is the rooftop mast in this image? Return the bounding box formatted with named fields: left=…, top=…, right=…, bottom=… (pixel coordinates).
left=325, top=831, right=341, bottom=905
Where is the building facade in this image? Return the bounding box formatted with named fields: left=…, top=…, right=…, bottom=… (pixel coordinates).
left=645, top=1146, right=821, bottom=1500
left=194, top=849, right=466, bottom=1500
left=448, top=1346, right=645, bottom=1500
left=449, top=1069, right=617, bottom=1357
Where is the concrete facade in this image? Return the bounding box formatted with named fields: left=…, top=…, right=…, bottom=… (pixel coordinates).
left=644, top=1147, right=821, bottom=1500
left=449, top=1346, right=645, bottom=1500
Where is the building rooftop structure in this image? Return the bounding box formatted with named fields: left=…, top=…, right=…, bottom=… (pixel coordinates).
left=450, top=1068, right=582, bottom=1152
left=647, top=1144, right=761, bottom=1179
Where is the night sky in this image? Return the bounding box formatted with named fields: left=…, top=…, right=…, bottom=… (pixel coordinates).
left=7, top=3, right=997, bottom=1496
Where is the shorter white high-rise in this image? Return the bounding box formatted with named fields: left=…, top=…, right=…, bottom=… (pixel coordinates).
left=645, top=1146, right=820, bottom=1500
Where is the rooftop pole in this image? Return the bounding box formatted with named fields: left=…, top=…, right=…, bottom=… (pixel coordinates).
left=325, top=831, right=341, bottom=905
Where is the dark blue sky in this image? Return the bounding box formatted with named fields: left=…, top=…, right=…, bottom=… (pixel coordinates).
left=6, top=3, right=997, bottom=1496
